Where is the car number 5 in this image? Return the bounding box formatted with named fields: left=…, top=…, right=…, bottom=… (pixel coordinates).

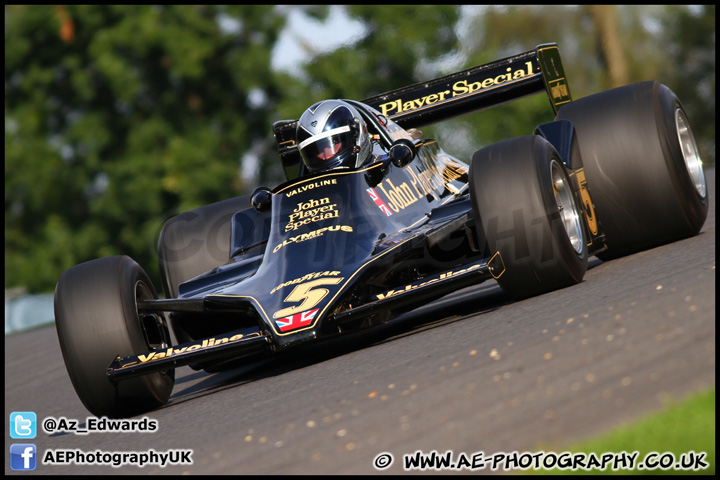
left=273, top=277, right=344, bottom=319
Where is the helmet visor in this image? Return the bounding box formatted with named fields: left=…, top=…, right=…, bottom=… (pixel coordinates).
left=298, top=125, right=355, bottom=170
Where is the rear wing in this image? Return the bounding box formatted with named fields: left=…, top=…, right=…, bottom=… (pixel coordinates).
left=363, top=43, right=571, bottom=128
left=274, top=43, right=571, bottom=178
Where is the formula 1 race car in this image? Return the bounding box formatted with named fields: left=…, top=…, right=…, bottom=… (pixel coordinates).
left=54, top=43, right=708, bottom=418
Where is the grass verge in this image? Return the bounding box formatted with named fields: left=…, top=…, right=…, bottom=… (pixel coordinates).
left=530, top=389, right=715, bottom=475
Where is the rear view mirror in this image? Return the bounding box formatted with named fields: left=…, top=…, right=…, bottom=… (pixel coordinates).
left=388, top=139, right=417, bottom=168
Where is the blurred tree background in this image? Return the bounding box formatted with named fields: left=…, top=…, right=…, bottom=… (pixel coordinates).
left=5, top=5, right=715, bottom=293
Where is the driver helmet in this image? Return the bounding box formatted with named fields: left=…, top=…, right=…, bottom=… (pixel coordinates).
left=296, top=100, right=371, bottom=172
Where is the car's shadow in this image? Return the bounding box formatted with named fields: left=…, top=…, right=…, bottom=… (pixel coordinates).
left=160, top=257, right=606, bottom=412
left=160, top=281, right=510, bottom=409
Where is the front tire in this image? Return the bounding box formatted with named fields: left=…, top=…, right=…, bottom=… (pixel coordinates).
left=470, top=135, right=588, bottom=299
left=54, top=256, right=174, bottom=418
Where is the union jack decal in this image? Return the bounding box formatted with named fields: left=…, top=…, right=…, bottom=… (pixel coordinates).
left=275, top=308, right=319, bottom=332
left=366, top=187, right=393, bottom=216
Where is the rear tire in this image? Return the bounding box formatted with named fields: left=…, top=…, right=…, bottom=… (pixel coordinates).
left=470, top=135, right=588, bottom=299
left=556, top=81, right=708, bottom=259
left=157, top=195, right=267, bottom=372
left=54, top=256, right=174, bottom=418
left=157, top=196, right=252, bottom=298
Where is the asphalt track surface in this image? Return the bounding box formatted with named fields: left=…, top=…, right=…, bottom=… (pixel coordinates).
left=5, top=168, right=715, bottom=475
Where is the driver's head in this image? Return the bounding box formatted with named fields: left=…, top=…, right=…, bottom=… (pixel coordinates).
left=296, top=100, right=371, bottom=173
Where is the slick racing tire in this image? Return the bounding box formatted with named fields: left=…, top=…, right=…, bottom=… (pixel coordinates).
left=157, top=195, right=252, bottom=298
left=54, top=256, right=174, bottom=418
left=157, top=195, right=264, bottom=371
left=556, top=81, right=708, bottom=260
left=470, top=135, right=588, bottom=299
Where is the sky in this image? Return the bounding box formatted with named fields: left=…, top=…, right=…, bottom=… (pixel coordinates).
left=270, top=6, right=487, bottom=74
left=271, top=6, right=365, bottom=74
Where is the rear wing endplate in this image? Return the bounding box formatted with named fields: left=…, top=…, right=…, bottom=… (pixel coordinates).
left=274, top=43, right=571, bottom=178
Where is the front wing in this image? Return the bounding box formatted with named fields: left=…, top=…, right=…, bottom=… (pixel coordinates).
left=107, top=253, right=504, bottom=381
